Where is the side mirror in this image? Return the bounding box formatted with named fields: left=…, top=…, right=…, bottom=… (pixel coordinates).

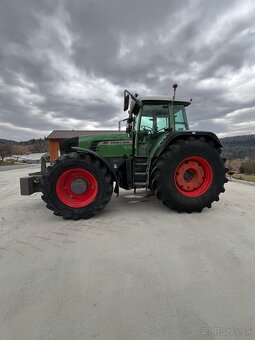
left=124, top=94, right=129, bottom=111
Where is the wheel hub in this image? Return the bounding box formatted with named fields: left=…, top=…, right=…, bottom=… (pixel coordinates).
left=174, top=157, right=213, bottom=197
left=56, top=168, right=98, bottom=208
left=70, top=178, right=88, bottom=194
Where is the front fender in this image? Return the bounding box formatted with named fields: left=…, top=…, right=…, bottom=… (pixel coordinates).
left=72, top=147, right=119, bottom=195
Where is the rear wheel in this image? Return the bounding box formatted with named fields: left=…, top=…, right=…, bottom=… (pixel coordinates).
left=151, top=137, right=228, bottom=213
left=42, top=152, right=113, bottom=219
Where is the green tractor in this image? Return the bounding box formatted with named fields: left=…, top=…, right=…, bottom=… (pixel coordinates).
left=20, top=85, right=228, bottom=220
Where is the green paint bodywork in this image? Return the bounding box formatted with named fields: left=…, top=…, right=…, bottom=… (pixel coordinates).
left=77, top=131, right=168, bottom=159
left=147, top=132, right=169, bottom=158
left=78, top=133, right=133, bottom=157
left=77, top=100, right=189, bottom=160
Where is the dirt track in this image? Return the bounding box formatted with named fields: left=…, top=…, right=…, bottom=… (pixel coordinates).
left=0, top=167, right=255, bottom=340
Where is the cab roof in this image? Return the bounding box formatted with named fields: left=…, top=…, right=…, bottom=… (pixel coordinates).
left=139, top=96, right=191, bottom=107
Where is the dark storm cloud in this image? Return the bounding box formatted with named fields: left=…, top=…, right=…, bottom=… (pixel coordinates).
left=0, top=0, right=255, bottom=140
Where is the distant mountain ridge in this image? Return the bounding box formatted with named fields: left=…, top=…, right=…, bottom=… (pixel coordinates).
left=0, top=138, right=47, bottom=153
left=0, top=134, right=254, bottom=159
left=0, top=138, right=46, bottom=146
left=221, top=134, right=255, bottom=159
left=0, top=139, right=18, bottom=145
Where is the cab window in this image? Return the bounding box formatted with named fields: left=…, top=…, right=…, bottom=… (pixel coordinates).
left=174, top=105, right=188, bottom=131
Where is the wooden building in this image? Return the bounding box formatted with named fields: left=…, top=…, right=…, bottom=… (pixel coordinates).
left=47, top=130, right=121, bottom=160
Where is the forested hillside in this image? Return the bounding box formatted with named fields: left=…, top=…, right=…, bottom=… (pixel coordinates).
left=0, top=138, right=48, bottom=162
left=0, top=139, right=18, bottom=145
left=0, top=138, right=47, bottom=151
left=221, top=135, right=255, bottom=159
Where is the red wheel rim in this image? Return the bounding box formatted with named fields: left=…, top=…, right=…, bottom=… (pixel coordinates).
left=174, top=157, right=213, bottom=197
left=56, top=168, right=98, bottom=208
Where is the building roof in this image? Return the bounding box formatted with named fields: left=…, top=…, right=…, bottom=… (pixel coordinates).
left=47, top=130, right=123, bottom=140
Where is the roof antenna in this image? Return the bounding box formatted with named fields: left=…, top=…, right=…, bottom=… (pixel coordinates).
left=172, top=83, right=178, bottom=102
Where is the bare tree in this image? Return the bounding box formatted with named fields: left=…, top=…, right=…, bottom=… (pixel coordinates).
left=0, top=144, right=30, bottom=164
left=0, top=144, right=13, bottom=163
left=239, top=157, right=255, bottom=175
left=9, top=145, right=30, bottom=164
left=248, top=157, right=255, bottom=175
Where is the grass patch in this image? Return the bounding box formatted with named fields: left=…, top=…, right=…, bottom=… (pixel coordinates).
left=0, top=161, right=12, bottom=166
left=0, top=161, right=25, bottom=166
left=232, top=173, right=255, bottom=183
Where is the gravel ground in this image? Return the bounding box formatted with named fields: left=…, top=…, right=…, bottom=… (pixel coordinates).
left=0, top=167, right=255, bottom=340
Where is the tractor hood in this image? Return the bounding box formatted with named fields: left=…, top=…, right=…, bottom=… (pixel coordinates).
left=78, top=132, right=133, bottom=157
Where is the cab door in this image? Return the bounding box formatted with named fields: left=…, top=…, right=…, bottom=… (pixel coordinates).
left=134, top=101, right=170, bottom=157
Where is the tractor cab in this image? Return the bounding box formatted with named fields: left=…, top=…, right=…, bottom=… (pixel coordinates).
left=123, top=89, right=191, bottom=157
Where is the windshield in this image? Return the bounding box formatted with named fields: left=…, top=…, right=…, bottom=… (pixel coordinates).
left=135, top=102, right=188, bottom=133
left=140, top=103, right=169, bottom=134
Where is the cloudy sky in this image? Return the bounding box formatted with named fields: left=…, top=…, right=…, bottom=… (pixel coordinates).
left=0, top=0, right=255, bottom=141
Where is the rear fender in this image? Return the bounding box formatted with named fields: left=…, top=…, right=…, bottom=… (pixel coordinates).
left=154, top=131, right=222, bottom=157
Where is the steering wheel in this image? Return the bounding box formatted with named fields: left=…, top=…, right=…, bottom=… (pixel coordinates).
left=140, top=125, right=153, bottom=133
left=157, top=127, right=167, bottom=133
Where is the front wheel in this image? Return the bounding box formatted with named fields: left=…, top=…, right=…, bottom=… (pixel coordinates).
left=151, top=137, right=228, bottom=213
left=42, top=152, right=113, bottom=220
